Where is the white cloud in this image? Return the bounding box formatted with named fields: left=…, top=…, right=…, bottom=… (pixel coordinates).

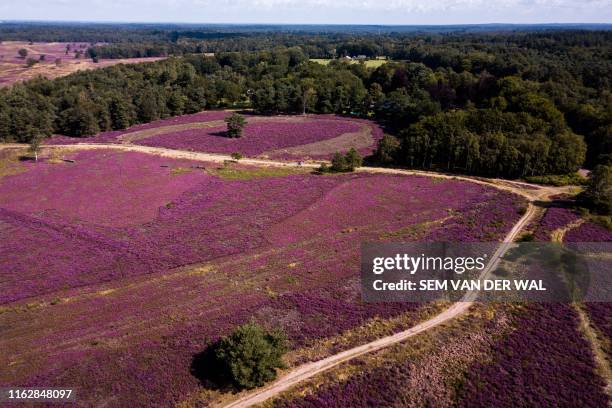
left=1, top=0, right=611, bottom=23
left=186, top=0, right=610, bottom=11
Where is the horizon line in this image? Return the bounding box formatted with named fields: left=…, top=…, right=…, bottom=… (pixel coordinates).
left=2, top=19, right=612, bottom=27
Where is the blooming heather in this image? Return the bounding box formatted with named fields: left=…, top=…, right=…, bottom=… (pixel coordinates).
left=0, top=149, right=526, bottom=406
left=533, top=206, right=581, bottom=240
left=565, top=222, right=612, bottom=242
left=45, top=110, right=230, bottom=145
left=563, top=221, right=612, bottom=353
left=457, top=304, right=608, bottom=407
left=137, top=119, right=361, bottom=156
left=46, top=112, right=384, bottom=160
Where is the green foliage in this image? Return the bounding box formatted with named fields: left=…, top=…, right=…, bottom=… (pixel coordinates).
left=579, top=165, right=612, bottom=215
left=27, top=134, right=42, bottom=161
left=230, top=152, right=243, bottom=160
left=372, top=134, right=400, bottom=165
left=399, top=109, right=586, bottom=177
left=517, top=233, right=535, bottom=242
left=224, top=113, right=247, bottom=138
left=0, top=29, right=610, bottom=179
left=345, top=147, right=363, bottom=169
left=323, top=149, right=363, bottom=173
left=330, top=152, right=348, bottom=172
left=18, top=48, right=27, bottom=58
left=213, top=323, right=287, bottom=390
left=26, top=58, right=38, bottom=67
left=525, top=173, right=587, bottom=186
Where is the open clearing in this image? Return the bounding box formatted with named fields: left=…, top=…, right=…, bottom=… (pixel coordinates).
left=310, top=58, right=389, bottom=68
left=47, top=111, right=384, bottom=160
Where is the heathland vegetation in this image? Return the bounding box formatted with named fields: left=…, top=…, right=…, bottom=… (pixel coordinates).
left=0, top=23, right=610, bottom=407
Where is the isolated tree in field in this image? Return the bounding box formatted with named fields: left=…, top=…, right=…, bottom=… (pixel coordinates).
left=224, top=113, right=247, bottom=138
left=213, top=323, right=286, bottom=389
left=18, top=48, right=28, bottom=58
left=28, top=135, right=42, bottom=162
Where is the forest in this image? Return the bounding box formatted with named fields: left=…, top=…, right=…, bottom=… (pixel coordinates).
left=0, top=25, right=610, bottom=177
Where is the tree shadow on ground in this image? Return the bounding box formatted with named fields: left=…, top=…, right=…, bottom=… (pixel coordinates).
left=209, top=131, right=232, bottom=138
left=190, top=344, right=233, bottom=392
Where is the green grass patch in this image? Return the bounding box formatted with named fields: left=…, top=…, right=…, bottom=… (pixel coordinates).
left=310, top=58, right=389, bottom=68
left=170, top=167, right=193, bottom=176
left=209, top=166, right=308, bottom=180
left=0, top=148, right=28, bottom=178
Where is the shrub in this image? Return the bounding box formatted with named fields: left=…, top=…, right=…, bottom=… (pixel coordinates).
left=213, top=323, right=287, bottom=389
left=330, top=152, right=348, bottom=172
left=26, top=58, right=38, bottom=67
left=324, top=149, right=363, bottom=173
left=345, top=148, right=363, bottom=170
left=230, top=152, right=243, bottom=160
left=224, top=113, right=247, bottom=138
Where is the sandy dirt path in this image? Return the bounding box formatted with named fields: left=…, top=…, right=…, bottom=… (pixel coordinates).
left=1, top=142, right=563, bottom=201
left=220, top=203, right=537, bottom=408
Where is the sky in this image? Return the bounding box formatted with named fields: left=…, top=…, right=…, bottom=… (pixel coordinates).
left=1, top=0, right=611, bottom=25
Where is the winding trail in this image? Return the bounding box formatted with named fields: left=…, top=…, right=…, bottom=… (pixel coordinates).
left=0, top=142, right=560, bottom=407
left=220, top=203, right=536, bottom=408
left=2, top=142, right=565, bottom=202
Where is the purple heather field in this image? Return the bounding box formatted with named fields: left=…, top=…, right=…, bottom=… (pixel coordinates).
left=0, top=148, right=527, bottom=406
left=274, top=304, right=607, bottom=408
left=138, top=119, right=359, bottom=155
left=46, top=111, right=384, bottom=160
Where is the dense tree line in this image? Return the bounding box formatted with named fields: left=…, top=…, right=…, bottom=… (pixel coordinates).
left=0, top=28, right=610, bottom=178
